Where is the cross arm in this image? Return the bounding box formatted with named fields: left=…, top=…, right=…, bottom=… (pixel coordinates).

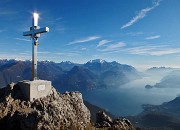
left=23, top=27, right=49, bottom=36
left=23, top=31, right=32, bottom=36
left=34, top=27, right=49, bottom=34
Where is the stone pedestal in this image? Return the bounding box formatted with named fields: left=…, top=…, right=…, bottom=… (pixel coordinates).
left=18, top=80, right=52, bottom=101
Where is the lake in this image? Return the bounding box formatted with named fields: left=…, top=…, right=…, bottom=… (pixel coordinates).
left=83, top=75, right=180, bottom=116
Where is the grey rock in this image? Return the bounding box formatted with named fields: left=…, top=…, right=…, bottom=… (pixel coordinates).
left=0, top=83, right=91, bottom=130
left=95, top=111, right=135, bottom=130
left=112, top=118, right=135, bottom=130
left=96, top=111, right=113, bottom=125
left=95, top=121, right=111, bottom=128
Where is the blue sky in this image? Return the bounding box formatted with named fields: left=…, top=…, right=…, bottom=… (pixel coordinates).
left=0, top=0, right=180, bottom=69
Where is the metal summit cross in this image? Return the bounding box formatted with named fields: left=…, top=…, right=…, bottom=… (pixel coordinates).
left=18, top=12, right=52, bottom=101
left=23, top=13, right=49, bottom=80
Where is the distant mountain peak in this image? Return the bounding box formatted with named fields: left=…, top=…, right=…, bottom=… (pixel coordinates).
left=61, top=61, right=74, bottom=64
left=88, top=59, right=106, bottom=64
left=14, top=58, right=26, bottom=61
left=148, top=66, right=176, bottom=70
left=41, top=60, right=51, bottom=62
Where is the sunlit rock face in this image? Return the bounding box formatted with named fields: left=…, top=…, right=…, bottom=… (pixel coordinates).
left=0, top=83, right=91, bottom=130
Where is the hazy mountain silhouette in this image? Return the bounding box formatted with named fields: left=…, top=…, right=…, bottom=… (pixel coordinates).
left=129, top=96, right=180, bottom=130
left=145, top=70, right=180, bottom=89
left=146, top=67, right=177, bottom=74
left=0, top=59, right=141, bottom=92
left=56, top=61, right=82, bottom=71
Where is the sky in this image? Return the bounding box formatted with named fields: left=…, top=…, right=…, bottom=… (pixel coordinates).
left=0, top=0, right=180, bottom=70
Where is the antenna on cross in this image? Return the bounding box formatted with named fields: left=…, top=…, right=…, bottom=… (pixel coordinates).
left=23, top=12, right=49, bottom=81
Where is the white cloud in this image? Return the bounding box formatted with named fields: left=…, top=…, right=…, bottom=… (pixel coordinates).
left=126, top=32, right=144, bottom=36
left=55, top=52, right=79, bottom=56
left=127, top=45, right=180, bottom=56
left=121, top=0, right=161, bottom=29
left=0, top=9, right=17, bottom=15
left=0, top=53, right=30, bottom=60
left=15, top=38, right=31, bottom=42
left=38, top=51, right=50, bottom=54
left=127, top=46, right=161, bottom=55
left=67, top=36, right=100, bottom=45
left=97, top=40, right=111, bottom=47
left=146, top=35, right=160, bottom=40
left=150, top=48, right=180, bottom=56
left=98, top=42, right=126, bottom=52
left=56, top=27, right=66, bottom=33
left=0, top=11, right=16, bottom=15
left=81, top=47, right=87, bottom=50
left=19, top=52, right=29, bottom=55
left=108, top=42, right=126, bottom=49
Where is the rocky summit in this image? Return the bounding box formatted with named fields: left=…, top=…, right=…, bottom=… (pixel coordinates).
left=95, top=111, right=135, bottom=130
left=0, top=82, right=136, bottom=130
left=0, top=83, right=91, bottom=130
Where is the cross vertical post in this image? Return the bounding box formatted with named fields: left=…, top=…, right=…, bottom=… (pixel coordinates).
left=23, top=12, right=49, bottom=81
left=32, top=36, right=38, bottom=80
left=32, top=13, right=38, bottom=80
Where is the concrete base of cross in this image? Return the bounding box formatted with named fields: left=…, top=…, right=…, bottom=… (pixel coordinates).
left=18, top=80, right=52, bottom=101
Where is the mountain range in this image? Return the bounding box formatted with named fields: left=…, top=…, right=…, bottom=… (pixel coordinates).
left=1, top=59, right=180, bottom=129
left=145, top=69, right=180, bottom=89
left=146, top=67, right=177, bottom=74
left=0, top=59, right=141, bottom=92
left=129, top=96, right=180, bottom=130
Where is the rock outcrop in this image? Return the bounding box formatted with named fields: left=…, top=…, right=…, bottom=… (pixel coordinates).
left=0, top=83, right=91, bottom=130
left=95, top=111, right=135, bottom=130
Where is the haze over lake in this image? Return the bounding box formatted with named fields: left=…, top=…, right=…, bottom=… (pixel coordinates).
left=83, top=74, right=180, bottom=116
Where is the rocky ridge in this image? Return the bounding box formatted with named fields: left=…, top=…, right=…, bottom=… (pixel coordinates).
left=0, top=83, right=90, bottom=130
left=95, top=111, right=135, bottom=130
left=0, top=83, right=135, bottom=130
